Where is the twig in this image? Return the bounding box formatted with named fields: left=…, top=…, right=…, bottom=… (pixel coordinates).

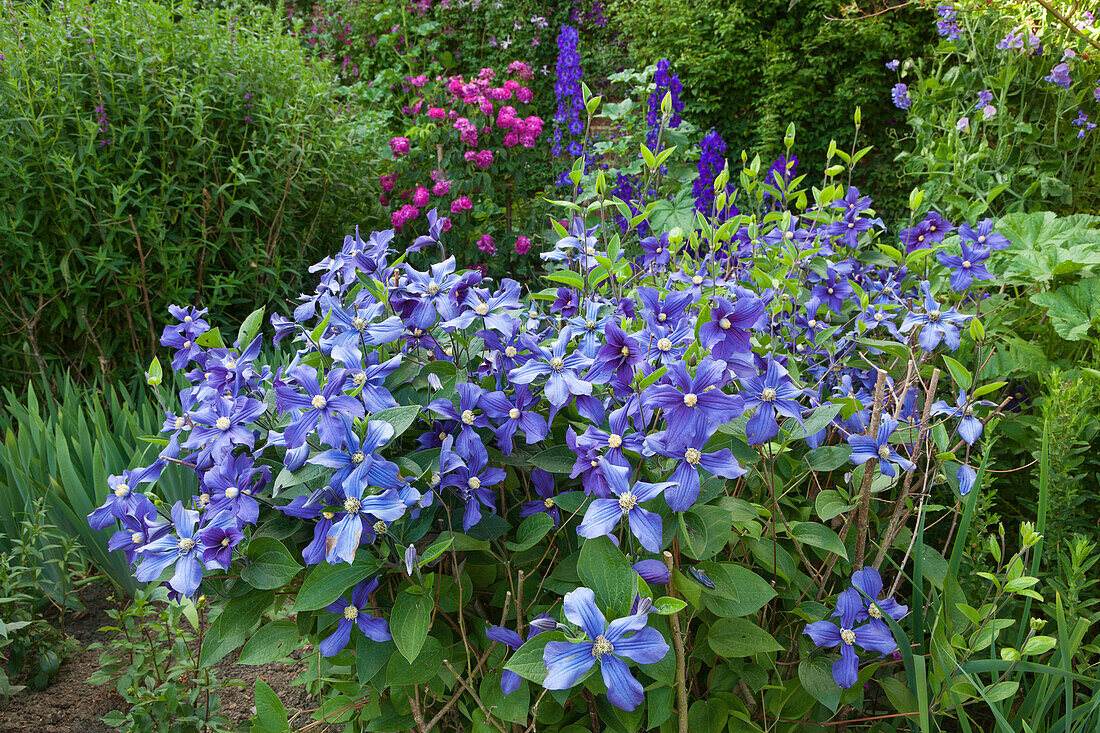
left=663, top=551, right=689, bottom=733
left=854, top=369, right=888, bottom=567
left=442, top=659, right=508, bottom=733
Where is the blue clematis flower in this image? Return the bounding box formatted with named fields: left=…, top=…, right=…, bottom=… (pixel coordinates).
left=488, top=617, right=550, bottom=695
left=931, top=389, right=994, bottom=445
left=324, top=481, right=408, bottom=564
left=519, top=468, right=562, bottom=525
left=576, top=462, right=674, bottom=552
left=849, top=567, right=909, bottom=627
left=585, top=322, right=643, bottom=393
left=698, top=295, right=765, bottom=361
left=320, top=577, right=392, bottom=657
left=508, top=327, right=593, bottom=416
left=203, top=453, right=269, bottom=525
left=481, top=386, right=548, bottom=456
left=87, top=462, right=167, bottom=530
left=899, top=283, right=970, bottom=352
left=936, top=241, right=994, bottom=291
left=803, top=587, right=899, bottom=689
left=958, top=218, right=1010, bottom=251
left=847, top=414, right=915, bottom=478
left=184, top=394, right=265, bottom=465
left=739, top=359, right=804, bottom=445
left=135, top=502, right=205, bottom=598
left=646, top=428, right=745, bottom=511
left=643, top=359, right=744, bottom=449
left=541, top=587, right=670, bottom=711
left=276, top=366, right=365, bottom=449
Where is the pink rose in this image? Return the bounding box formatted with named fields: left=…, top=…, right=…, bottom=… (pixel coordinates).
left=477, top=234, right=495, bottom=254
left=380, top=174, right=396, bottom=193
left=515, top=235, right=531, bottom=254
left=474, top=150, right=494, bottom=168
left=464, top=150, right=477, bottom=163
left=503, top=131, right=519, bottom=147
left=478, top=98, right=494, bottom=116
left=503, top=79, right=520, bottom=91
left=516, top=87, right=533, bottom=103
left=389, top=136, right=410, bottom=155
left=450, top=196, right=473, bottom=213
left=427, top=107, right=446, bottom=120
left=432, top=180, right=451, bottom=196
left=413, top=186, right=430, bottom=207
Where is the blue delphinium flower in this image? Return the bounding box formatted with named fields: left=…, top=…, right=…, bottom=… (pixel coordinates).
left=552, top=24, right=583, bottom=157
left=899, top=283, right=970, bottom=351
left=847, top=414, right=915, bottom=478
left=646, top=59, right=684, bottom=148
left=576, top=462, right=674, bottom=552
left=541, top=587, right=670, bottom=711
left=319, top=577, right=391, bottom=657
left=803, top=586, right=899, bottom=688
left=135, top=502, right=205, bottom=598
left=739, top=359, right=804, bottom=445
left=693, top=130, right=729, bottom=215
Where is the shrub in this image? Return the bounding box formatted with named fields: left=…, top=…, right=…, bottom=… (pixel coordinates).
left=611, top=0, right=933, bottom=215
left=0, top=0, right=380, bottom=391
left=890, top=0, right=1100, bottom=216
left=82, top=116, right=1100, bottom=730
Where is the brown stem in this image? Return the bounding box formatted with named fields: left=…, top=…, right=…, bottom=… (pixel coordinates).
left=854, top=369, right=888, bottom=567
left=663, top=551, right=689, bottom=733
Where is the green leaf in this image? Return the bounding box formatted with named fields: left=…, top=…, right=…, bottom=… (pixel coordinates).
left=242, top=538, right=301, bottom=590
left=391, top=589, right=433, bottom=662
left=1030, top=280, right=1100, bottom=342
left=356, top=636, right=394, bottom=685
left=386, top=635, right=442, bottom=685
left=145, top=356, right=162, bottom=387
left=530, top=444, right=577, bottom=474
left=942, top=355, right=973, bottom=391
left=577, top=536, right=636, bottom=618
left=799, top=657, right=842, bottom=712
left=652, top=597, right=687, bottom=615
left=295, top=558, right=381, bottom=612
left=815, top=490, right=856, bottom=521
left=505, top=513, right=553, bottom=551
left=505, top=632, right=567, bottom=684
left=543, top=271, right=584, bottom=289
left=807, top=445, right=852, bottom=472
left=369, top=405, right=421, bottom=440
left=678, top=505, right=732, bottom=561
left=239, top=621, right=299, bottom=665
left=195, top=327, right=224, bottom=349
left=251, top=679, right=290, bottom=733
left=200, top=589, right=274, bottom=667
left=784, top=402, right=842, bottom=441
left=697, top=562, right=776, bottom=617
left=788, top=522, right=848, bottom=560
left=237, top=306, right=265, bottom=347
left=708, top=618, right=782, bottom=657
left=271, top=462, right=329, bottom=497
left=418, top=536, right=453, bottom=566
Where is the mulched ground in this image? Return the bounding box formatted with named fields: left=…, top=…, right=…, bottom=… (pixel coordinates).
left=0, top=580, right=315, bottom=732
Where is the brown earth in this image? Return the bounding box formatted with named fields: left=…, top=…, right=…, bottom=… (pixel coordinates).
left=0, top=581, right=317, bottom=733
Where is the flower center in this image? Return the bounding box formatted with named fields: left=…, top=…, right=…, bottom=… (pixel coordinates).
left=784, top=231, right=794, bottom=239
left=585, top=246, right=596, bottom=256
left=685, top=448, right=701, bottom=465
left=174, top=416, right=186, bottom=429
left=928, top=310, right=941, bottom=322
left=178, top=537, right=196, bottom=553
left=311, top=395, right=328, bottom=409
left=692, top=275, right=703, bottom=285
left=868, top=604, right=883, bottom=620
left=352, top=450, right=366, bottom=464
left=874, top=312, right=885, bottom=321
left=414, top=328, right=424, bottom=336
left=198, top=493, right=210, bottom=507
left=215, top=417, right=231, bottom=430
left=877, top=445, right=891, bottom=460
left=808, top=319, right=818, bottom=328
left=427, top=283, right=441, bottom=296
left=840, top=628, right=856, bottom=645
left=827, top=287, right=834, bottom=295
left=658, top=313, right=667, bottom=322
left=720, top=317, right=731, bottom=329
left=131, top=532, right=144, bottom=545
left=656, top=338, right=673, bottom=352
left=586, top=319, right=597, bottom=330
left=114, top=483, right=130, bottom=497
left=549, top=357, right=565, bottom=371
left=475, top=303, right=490, bottom=316
left=917, top=234, right=925, bottom=242
left=978, top=235, right=986, bottom=243
left=184, top=315, right=193, bottom=323
left=374, top=520, right=387, bottom=534
left=344, top=605, right=359, bottom=620
left=468, top=476, right=481, bottom=490
left=620, top=345, right=630, bottom=357
left=504, top=346, right=517, bottom=358
left=543, top=498, right=555, bottom=508
left=848, top=222, right=854, bottom=229
left=761, top=387, right=777, bottom=402
left=509, top=408, right=520, bottom=419
left=962, top=260, right=971, bottom=269
left=352, top=316, right=368, bottom=331
left=592, top=635, right=614, bottom=658
left=618, top=491, right=638, bottom=511
left=225, top=487, right=239, bottom=499
left=184, top=340, right=192, bottom=349
left=221, top=537, right=231, bottom=547
left=344, top=497, right=361, bottom=513
left=224, top=359, right=237, bottom=370
left=461, top=409, right=476, bottom=425
left=683, top=393, right=698, bottom=407
left=608, top=434, right=622, bottom=449
left=322, top=510, right=335, bottom=520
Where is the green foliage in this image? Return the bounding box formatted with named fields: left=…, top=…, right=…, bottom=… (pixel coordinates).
left=0, top=498, right=84, bottom=695
left=0, top=0, right=382, bottom=391
left=0, top=376, right=198, bottom=594
left=612, top=0, right=932, bottom=214
left=87, top=587, right=235, bottom=732
left=894, top=0, right=1100, bottom=216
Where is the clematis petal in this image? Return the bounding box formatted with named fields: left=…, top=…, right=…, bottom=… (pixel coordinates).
left=601, top=654, right=645, bottom=711
left=542, top=641, right=596, bottom=689
left=563, top=587, right=607, bottom=640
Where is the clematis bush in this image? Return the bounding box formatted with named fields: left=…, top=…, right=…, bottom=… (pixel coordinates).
left=89, top=123, right=1087, bottom=730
